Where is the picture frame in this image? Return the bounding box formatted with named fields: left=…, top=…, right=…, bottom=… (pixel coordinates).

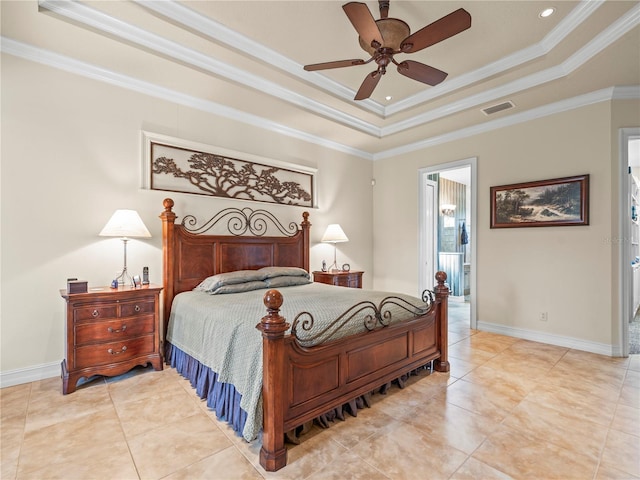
left=490, top=174, right=589, bottom=228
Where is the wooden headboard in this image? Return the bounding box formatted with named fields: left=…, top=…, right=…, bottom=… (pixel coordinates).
left=159, top=198, right=311, bottom=337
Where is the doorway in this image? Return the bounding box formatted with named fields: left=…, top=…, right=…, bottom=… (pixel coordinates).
left=419, top=158, right=477, bottom=329
left=621, top=128, right=640, bottom=356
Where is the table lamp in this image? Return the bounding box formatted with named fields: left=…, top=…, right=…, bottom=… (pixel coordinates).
left=99, top=209, right=151, bottom=286
left=321, top=224, right=349, bottom=272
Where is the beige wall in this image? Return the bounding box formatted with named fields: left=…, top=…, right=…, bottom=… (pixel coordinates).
left=0, top=54, right=374, bottom=375
left=1, top=21, right=637, bottom=380
left=374, top=101, right=640, bottom=351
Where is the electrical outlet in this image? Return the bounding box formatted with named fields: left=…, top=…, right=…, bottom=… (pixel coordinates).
left=539, top=312, right=548, bottom=322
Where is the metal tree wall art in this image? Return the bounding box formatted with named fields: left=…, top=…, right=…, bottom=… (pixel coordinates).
left=148, top=139, right=314, bottom=208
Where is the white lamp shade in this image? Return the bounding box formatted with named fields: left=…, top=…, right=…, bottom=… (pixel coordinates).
left=99, top=210, right=151, bottom=238
left=321, top=224, right=348, bottom=243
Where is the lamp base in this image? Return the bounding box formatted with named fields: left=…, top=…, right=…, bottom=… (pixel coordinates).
left=327, top=261, right=340, bottom=273
left=113, top=237, right=133, bottom=287
left=114, top=267, right=133, bottom=287
left=328, top=243, right=342, bottom=273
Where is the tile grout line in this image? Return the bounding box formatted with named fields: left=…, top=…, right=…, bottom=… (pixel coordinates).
left=13, top=381, right=33, bottom=480
left=107, top=381, right=143, bottom=480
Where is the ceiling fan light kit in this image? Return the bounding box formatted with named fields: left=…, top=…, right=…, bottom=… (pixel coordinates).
left=358, top=18, right=410, bottom=55
left=304, top=1, right=471, bottom=101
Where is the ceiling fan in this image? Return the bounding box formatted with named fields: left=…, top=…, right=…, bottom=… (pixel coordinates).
left=304, top=1, right=471, bottom=100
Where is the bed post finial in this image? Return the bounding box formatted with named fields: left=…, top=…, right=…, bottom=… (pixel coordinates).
left=434, top=271, right=450, bottom=373
left=257, top=290, right=289, bottom=471
left=163, top=198, right=174, bottom=213
left=262, top=289, right=284, bottom=319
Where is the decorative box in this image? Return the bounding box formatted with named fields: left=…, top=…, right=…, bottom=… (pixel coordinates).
left=67, top=280, right=88, bottom=294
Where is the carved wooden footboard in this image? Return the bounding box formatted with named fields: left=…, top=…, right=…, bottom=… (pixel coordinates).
left=257, top=273, right=449, bottom=471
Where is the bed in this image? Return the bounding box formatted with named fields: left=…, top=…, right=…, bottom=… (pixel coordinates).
left=160, top=198, right=450, bottom=471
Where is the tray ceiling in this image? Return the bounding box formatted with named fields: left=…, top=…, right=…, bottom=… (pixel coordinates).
left=2, top=0, right=639, bottom=159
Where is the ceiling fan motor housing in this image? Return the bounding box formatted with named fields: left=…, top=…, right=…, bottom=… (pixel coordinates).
left=358, top=18, right=410, bottom=55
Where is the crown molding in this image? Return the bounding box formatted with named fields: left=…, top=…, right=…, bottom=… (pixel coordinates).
left=382, top=3, right=640, bottom=136
left=540, top=0, right=605, bottom=51
left=0, top=36, right=373, bottom=160
left=38, top=0, right=381, bottom=137
left=613, top=85, right=640, bottom=100
left=2, top=39, right=637, bottom=162
left=36, top=0, right=636, bottom=140
left=563, top=1, right=640, bottom=73
left=382, top=0, right=604, bottom=116
left=134, top=0, right=385, bottom=116
left=136, top=0, right=602, bottom=117
left=374, top=86, right=640, bottom=160
left=382, top=66, right=565, bottom=136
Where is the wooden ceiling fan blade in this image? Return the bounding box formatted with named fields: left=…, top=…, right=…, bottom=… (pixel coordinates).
left=400, top=8, right=471, bottom=53
left=354, top=71, right=382, bottom=100
left=304, top=59, right=366, bottom=71
left=397, top=60, right=448, bottom=86
left=343, top=2, right=384, bottom=49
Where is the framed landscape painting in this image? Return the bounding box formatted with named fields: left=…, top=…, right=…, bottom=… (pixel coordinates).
left=490, top=174, right=589, bottom=228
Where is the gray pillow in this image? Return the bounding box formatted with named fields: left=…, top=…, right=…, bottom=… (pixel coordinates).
left=266, top=276, right=312, bottom=288
left=210, top=280, right=268, bottom=295
left=194, top=270, right=265, bottom=293
left=259, top=266, right=310, bottom=279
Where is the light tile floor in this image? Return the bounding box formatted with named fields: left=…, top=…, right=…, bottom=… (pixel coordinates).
left=2, top=303, right=639, bottom=479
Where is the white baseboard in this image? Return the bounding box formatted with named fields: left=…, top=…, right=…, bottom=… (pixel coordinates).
left=0, top=322, right=624, bottom=390
left=477, top=321, right=619, bottom=357
left=0, top=361, right=60, bottom=389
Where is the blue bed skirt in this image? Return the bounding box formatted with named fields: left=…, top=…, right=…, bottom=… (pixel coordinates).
left=166, top=341, right=433, bottom=441
left=166, top=342, right=248, bottom=437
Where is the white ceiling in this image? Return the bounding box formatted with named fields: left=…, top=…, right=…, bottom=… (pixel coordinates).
left=3, top=1, right=639, bottom=160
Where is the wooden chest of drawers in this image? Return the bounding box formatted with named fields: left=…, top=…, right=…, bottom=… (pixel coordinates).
left=312, top=271, right=364, bottom=288
left=60, top=285, right=163, bottom=394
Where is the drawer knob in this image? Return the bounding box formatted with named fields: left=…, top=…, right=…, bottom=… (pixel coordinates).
left=107, top=325, right=127, bottom=333
left=92, top=310, right=99, bottom=318
left=134, top=305, right=141, bottom=312
left=107, top=346, right=127, bottom=355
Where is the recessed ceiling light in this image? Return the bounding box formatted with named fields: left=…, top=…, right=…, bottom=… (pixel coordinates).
left=539, top=7, right=555, bottom=18
left=385, top=95, right=393, bottom=101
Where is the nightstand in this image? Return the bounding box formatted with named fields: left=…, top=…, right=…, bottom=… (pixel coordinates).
left=60, top=284, right=163, bottom=394
left=312, top=271, right=363, bottom=288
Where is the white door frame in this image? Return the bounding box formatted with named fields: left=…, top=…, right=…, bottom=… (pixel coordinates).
left=419, top=157, right=478, bottom=329
left=419, top=178, right=438, bottom=296
left=619, top=128, right=640, bottom=357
